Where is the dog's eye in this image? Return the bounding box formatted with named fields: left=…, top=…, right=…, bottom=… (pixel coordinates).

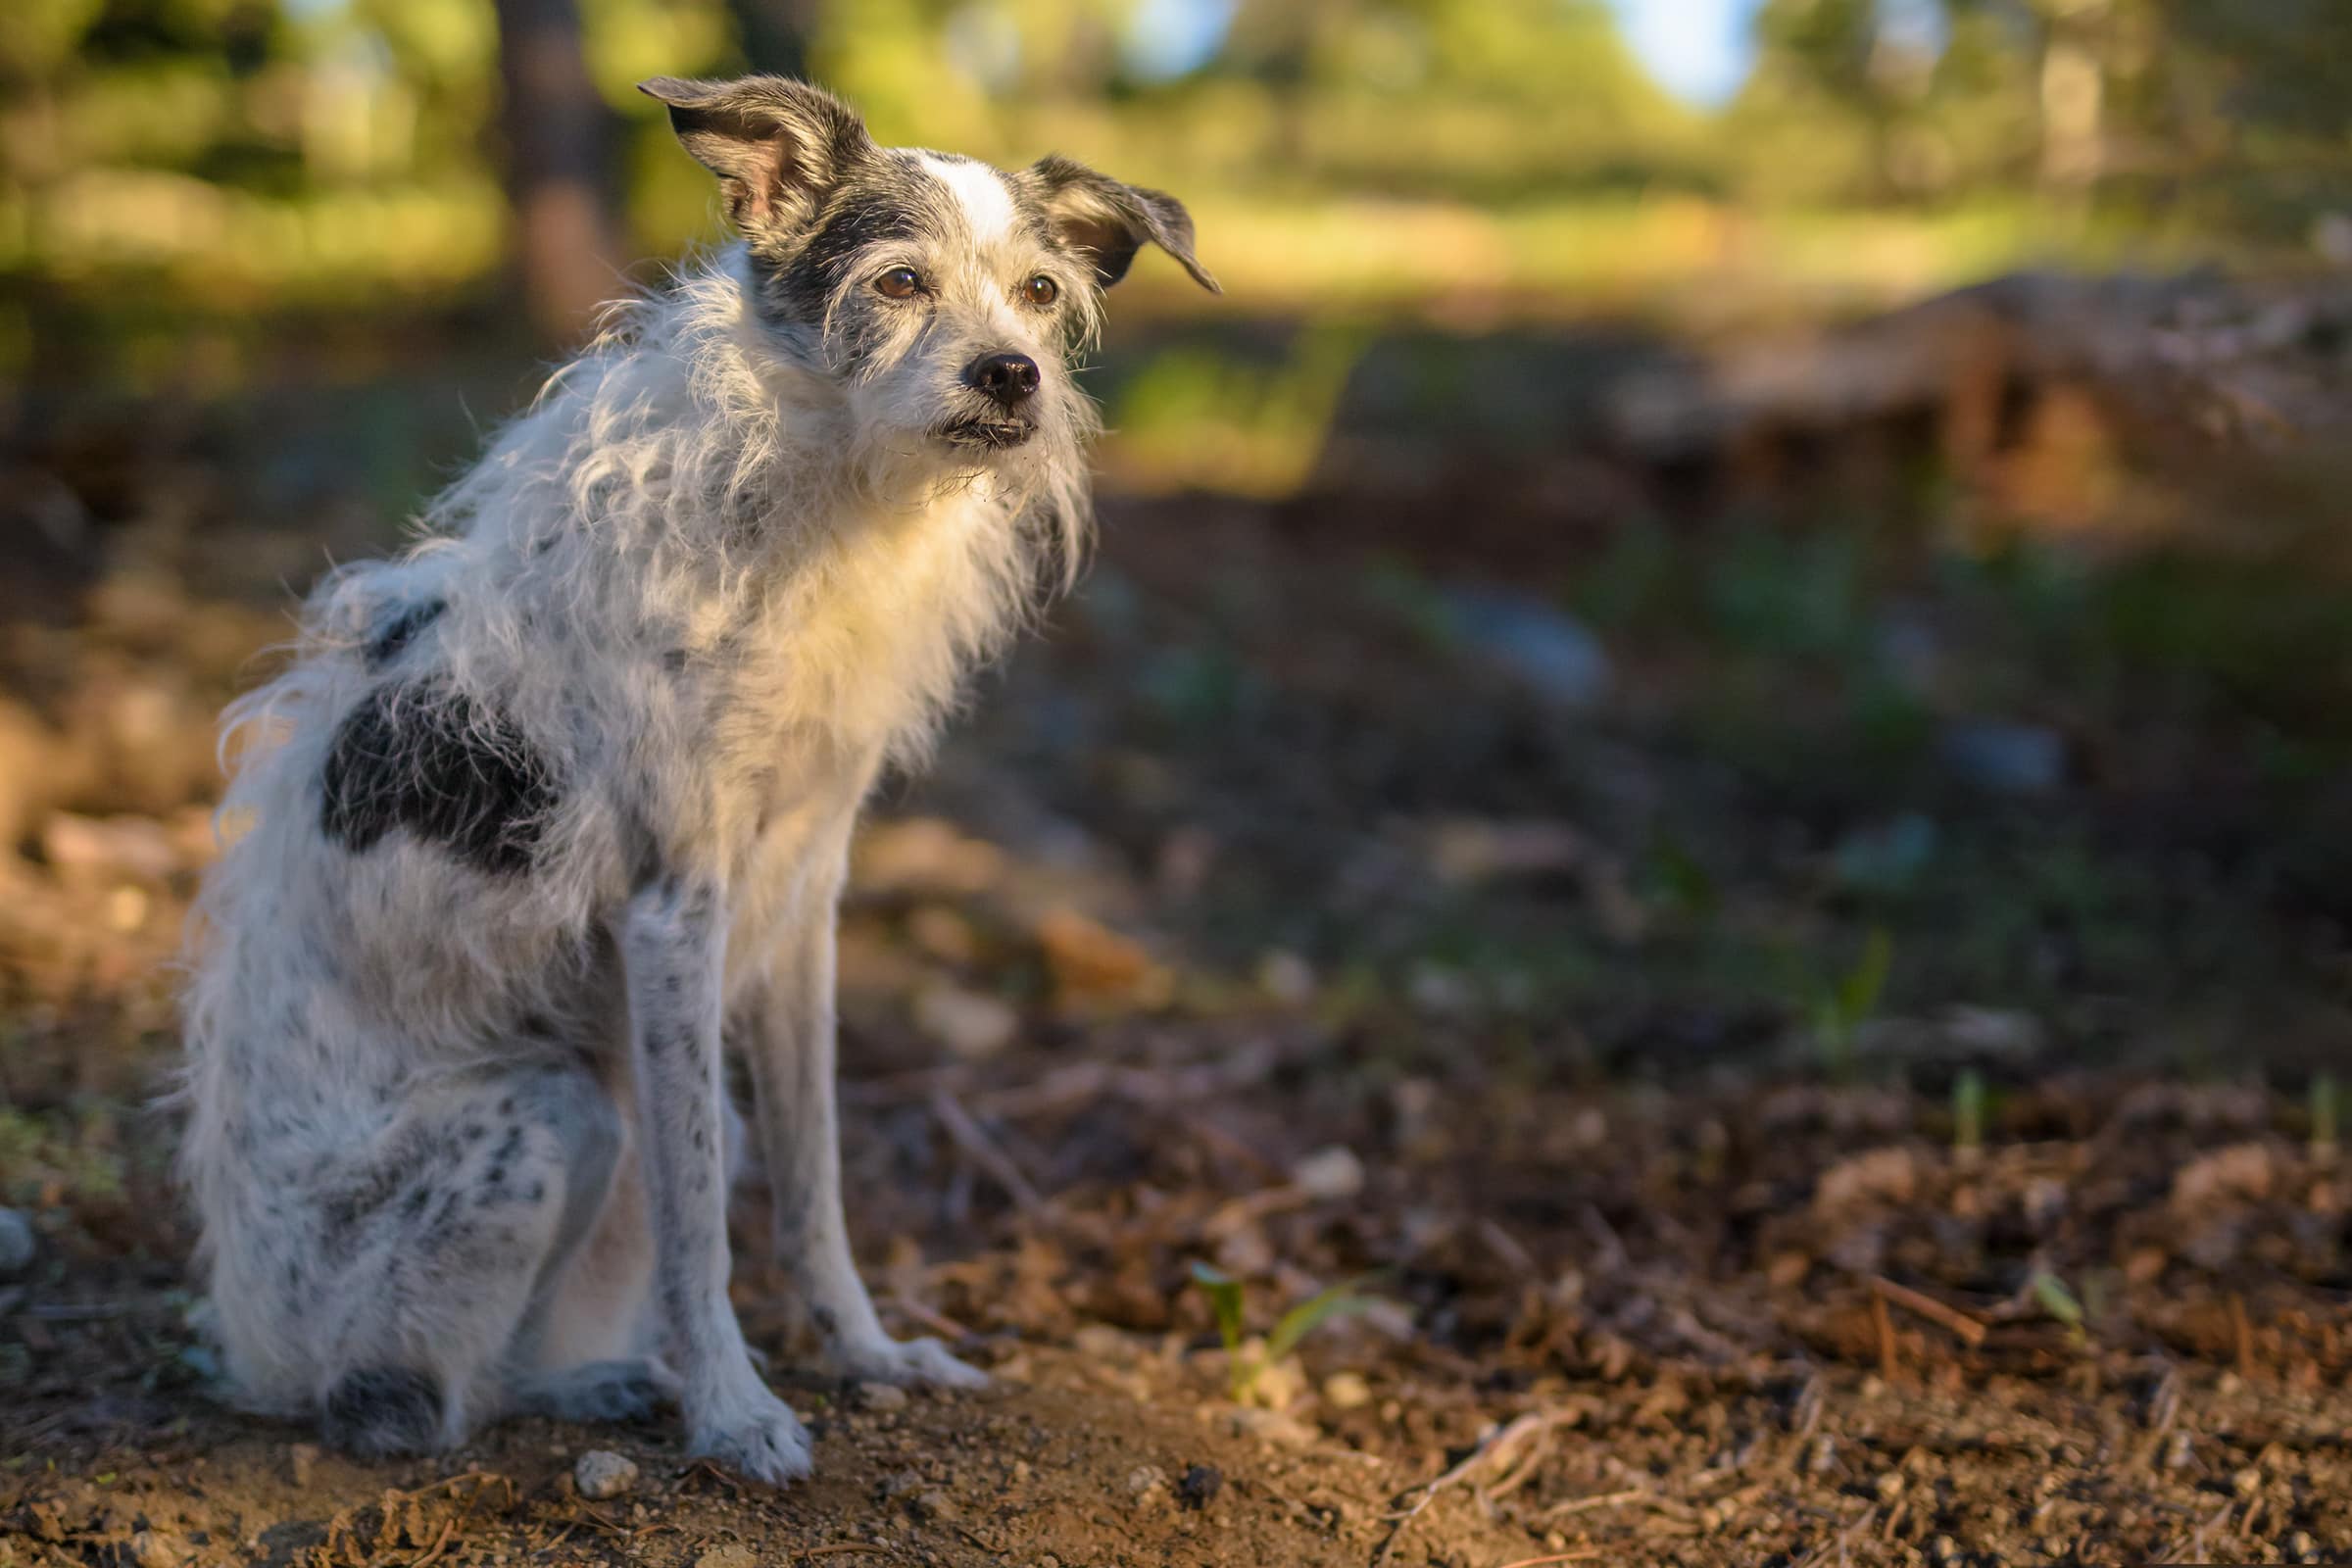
left=875, top=267, right=922, bottom=300
left=1024, top=274, right=1058, bottom=307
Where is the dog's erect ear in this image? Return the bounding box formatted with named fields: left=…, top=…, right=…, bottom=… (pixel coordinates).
left=638, top=75, right=873, bottom=236
left=1023, top=156, right=1219, bottom=294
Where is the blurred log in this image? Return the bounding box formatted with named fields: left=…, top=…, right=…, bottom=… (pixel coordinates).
left=492, top=0, right=626, bottom=347
left=1610, top=270, right=2352, bottom=466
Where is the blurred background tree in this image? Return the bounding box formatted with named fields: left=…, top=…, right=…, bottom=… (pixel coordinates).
left=492, top=0, right=624, bottom=339
left=3, top=0, right=2349, bottom=354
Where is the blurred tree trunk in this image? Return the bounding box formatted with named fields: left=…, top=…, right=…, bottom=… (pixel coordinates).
left=2036, top=0, right=2109, bottom=196
left=723, top=0, right=820, bottom=78
left=493, top=0, right=625, bottom=347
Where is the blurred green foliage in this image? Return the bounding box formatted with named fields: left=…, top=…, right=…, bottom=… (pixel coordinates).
left=5, top=0, right=2348, bottom=327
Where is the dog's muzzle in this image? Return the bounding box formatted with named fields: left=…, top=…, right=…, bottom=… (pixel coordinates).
left=940, top=351, right=1043, bottom=450
left=935, top=413, right=1039, bottom=451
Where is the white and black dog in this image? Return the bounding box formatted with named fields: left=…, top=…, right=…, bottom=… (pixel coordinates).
left=176, top=75, right=1215, bottom=1484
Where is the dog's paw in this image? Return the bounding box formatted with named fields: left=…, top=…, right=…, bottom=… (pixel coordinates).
left=825, top=1335, right=989, bottom=1391
left=686, top=1386, right=812, bottom=1488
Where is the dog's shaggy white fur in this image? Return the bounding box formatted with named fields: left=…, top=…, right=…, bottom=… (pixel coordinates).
left=176, top=74, right=1214, bottom=1482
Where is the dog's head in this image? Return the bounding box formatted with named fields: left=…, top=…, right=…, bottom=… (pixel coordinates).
left=641, top=74, right=1216, bottom=474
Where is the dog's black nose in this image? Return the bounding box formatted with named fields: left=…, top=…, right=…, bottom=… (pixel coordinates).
left=965, top=351, right=1041, bottom=409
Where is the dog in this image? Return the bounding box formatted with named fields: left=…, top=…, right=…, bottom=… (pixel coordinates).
left=175, top=74, right=1216, bottom=1484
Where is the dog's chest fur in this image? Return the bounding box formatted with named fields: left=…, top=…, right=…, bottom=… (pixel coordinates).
left=724, top=486, right=1017, bottom=748
left=692, top=483, right=1026, bottom=966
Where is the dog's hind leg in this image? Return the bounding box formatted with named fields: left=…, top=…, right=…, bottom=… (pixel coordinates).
left=311, top=1062, right=623, bottom=1456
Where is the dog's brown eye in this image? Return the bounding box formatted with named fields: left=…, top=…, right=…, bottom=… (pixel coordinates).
left=1024, top=274, right=1058, bottom=307
left=875, top=267, right=922, bottom=299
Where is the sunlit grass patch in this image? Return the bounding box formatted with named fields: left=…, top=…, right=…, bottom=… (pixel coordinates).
left=0, top=175, right=503, bottom=307
left=1097, top=322, right=1367, bottom=498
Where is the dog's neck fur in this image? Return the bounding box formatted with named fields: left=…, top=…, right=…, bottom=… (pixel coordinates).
left=396, top=248, right=1082, bottom=776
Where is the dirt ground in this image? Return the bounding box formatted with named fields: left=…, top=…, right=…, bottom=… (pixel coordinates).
left=10, top=1037, right=2352, bottom=1567
left=8, top=311, right=2352, bottom=1566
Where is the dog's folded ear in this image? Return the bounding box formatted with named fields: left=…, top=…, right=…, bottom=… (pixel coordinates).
left=639, top=75, right=873, bottom=237
left=1021, top=156, right=1220, bottom=295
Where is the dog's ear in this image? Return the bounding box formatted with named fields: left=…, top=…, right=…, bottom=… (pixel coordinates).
left=639, top=75, right=873, bottom=237
left=1022, top=156, right=1219, bottom=294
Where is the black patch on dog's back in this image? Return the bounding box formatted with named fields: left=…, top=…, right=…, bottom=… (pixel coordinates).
left=320, top=680, right=558, bottom=875
left=364, top=598, right=446, bottom=669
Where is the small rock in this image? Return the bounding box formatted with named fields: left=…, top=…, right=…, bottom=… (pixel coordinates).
left=1256, top=950, right=1316, bottom=1005
left=911, top=984, right=1019, bottom=1060
left=1940, top=720, right=2066, bottom=796
left=1211, top=1223, right=1275, bottom=1278
left=1426, top=817, right=1588, bottom=885
left=2163, top=1430, right=2195, bottom=1470
left=1353, top=1297, right=1418, bottom=1342
left=1291, top=1147, right=1364, bottom=1201
left=1830, top=812, right=1937, bottom=895
left=2314, top=212, right=2352, bottom=268
left=127, top=1530, right=186, bottom=1568
left=1125, top=1463, right=1172, bottom=1513
left=0, top=1208, right=36, bottom=1278
left=1239, top=1345, right=1305, bottom=1411
left=696, top=1546, right=760, bottom=1568
left=1176, top=1464, right=1223, bottom=1509
left=1813, top=1147, right=1919, bottom=1211
left=1406, top=961, right=1475, bottom=1016
left=1223, top=1406, right=1318, bottom=1448
left=858, top=1381, right=909, bottom=1412
left=1322, top=1371, right=1372, bottom=1410
left=1444, top=587, right=1611, bottom=709
left=2023, top=1175, right=2069, bottom=1232
left=2172, top=1143, right=2278, bottom=1209
left=1940, top=1004, right=2043, bottom=1060
left=285, top=1442, right=319, bottom=1489
left=910, top=1489, right=958, bottom=1524
left=573, top=1448, right=638, bottom=1500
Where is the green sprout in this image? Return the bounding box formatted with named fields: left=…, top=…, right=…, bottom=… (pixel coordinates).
left=1952, top=1068, right=1985, bottom=1165
left=2030, top=1269, right=2086, bottom=1344
left=1190, top=1262, right=1379, bottom=1403
left=1813, top=926, right=1892, bottom=1079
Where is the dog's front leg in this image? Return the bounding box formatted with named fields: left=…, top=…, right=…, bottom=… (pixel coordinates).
left=742, top=852, right=986, bottom=1390
left=618, top=876, right=810, bottom=1485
